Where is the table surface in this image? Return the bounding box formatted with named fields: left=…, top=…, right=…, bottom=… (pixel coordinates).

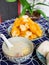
left=0, top=18, right=49, bottom=65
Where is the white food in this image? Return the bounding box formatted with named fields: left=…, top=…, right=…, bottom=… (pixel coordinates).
left=25, top=31, right=32, bottom=38
left=2, top=41, right=32, bottom=57
left=37, top=41, right=49, bottom=57
left=22, top=15, right=28, bottom=22
left=22, top=15, right=28, bottom=19
left=25, top=23, right=29, bottom=29
left=20, top=24, right=27, bottom=31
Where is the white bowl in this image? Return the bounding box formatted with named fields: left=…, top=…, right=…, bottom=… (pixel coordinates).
left=2, top=37, right=34, bottom=63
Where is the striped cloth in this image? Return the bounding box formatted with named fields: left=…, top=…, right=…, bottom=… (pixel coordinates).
left=0, top=18, right=49, bottom=65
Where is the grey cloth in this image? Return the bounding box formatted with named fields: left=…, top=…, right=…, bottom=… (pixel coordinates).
left=0, top=0, right=18, bottom=21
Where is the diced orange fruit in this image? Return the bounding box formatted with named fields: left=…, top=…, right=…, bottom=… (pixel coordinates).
left=11, top=26, right=20, bottom=37
left=11, top=15, right=43, bottom=40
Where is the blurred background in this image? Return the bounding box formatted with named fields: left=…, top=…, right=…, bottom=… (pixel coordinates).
left=0, top=0, right=18, bottom=22
left=0, top=0, right=49, bottom=23
left=20, top=0, right=49, bottom=17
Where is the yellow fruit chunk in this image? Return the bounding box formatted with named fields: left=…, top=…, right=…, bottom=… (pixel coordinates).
left=11, top=26, right=20, bottom=37
left=25, top=30, right=32, bottom=38
left=11, top=15, right=43, bottom=40
left=20, top=24, right=27, bottom=31
left=36, top=31, right=42, bottom=37
left=29, top=34, right=37, bottom=40
left=13, top=18, right=21, bottom=27
left=20, top=31, right=26, bottom=37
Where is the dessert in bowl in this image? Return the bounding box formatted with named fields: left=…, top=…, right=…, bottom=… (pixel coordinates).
left=7, top=15, right=44, bottom=40
left=2, top=37, right=34, bottom=63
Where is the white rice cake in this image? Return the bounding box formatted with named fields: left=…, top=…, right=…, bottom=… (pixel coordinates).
left=37, top=40, right=49, bottom=57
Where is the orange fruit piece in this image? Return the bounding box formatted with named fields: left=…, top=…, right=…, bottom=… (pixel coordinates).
left=11, top=26, right=20, bottom=37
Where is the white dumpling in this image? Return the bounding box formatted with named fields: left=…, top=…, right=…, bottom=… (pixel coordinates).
left=37, top=41, right=49, bottom=57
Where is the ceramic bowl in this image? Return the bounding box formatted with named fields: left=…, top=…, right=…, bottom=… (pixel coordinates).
left=2, top=37, right=34, bottom=63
